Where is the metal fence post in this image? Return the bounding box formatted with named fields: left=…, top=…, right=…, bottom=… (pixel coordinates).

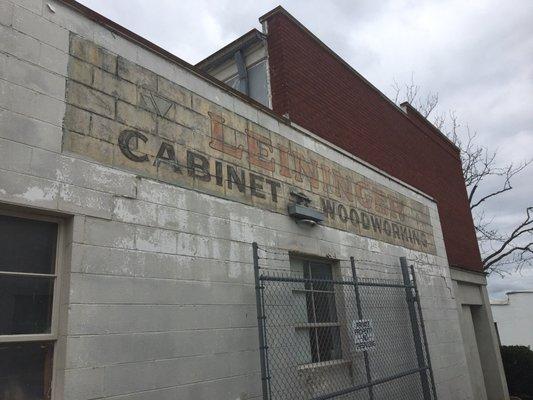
left=351, top=257, right=374, bottom=400
left=400, top=257, right=432, bottom=400
left=253, top=242, right=270, bottom=400
left=410, top=265, right=438, bottom=400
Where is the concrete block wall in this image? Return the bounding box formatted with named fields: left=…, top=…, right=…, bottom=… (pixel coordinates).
left=0, top=0, right=473, bottom=399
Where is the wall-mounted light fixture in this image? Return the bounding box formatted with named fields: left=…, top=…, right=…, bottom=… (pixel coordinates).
left=287, top=191, right=324, bottom=226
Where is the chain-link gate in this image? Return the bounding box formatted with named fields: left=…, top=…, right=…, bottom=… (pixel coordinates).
left=252, top=243, right=437, bottom=400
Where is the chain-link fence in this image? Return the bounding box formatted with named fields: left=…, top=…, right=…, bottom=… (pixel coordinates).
left=252, top=243, right=437, bottom=400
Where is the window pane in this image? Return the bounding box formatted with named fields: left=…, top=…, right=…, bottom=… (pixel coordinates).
left=310, top=262, right=333, bottom=291
left=0, top=215, right=57, bottom=274
left=0, top=275, right=54, bottom=335
left=313, top=292, right=338, bottom=323
left=224, top=75, right=240, bottom=91
left=302, top=261, right=312, bottom=291
left=248, top=60, right=269, bottom=106
left=316, top=326, right=342, bottom=362
left=0, top=342, right=53, bottom=400
left=310, top=328, right=319, bottom=363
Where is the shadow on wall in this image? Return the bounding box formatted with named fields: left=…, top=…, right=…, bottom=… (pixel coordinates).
left=501, top=345, right=533, bottom=400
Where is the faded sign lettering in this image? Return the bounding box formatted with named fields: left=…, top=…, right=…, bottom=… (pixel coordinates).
left=63, top=36, right=436, bottom=254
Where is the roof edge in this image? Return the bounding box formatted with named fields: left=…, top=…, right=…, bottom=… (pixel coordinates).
left=196, top=28, right=265, bottom=71
left=449, top=264, right=486, bottom=276
left=401, top=102, right=460, bottom=153
left=491, top=290, right=533, bottom=305
left=259, top=6, right=462, bottom=159
left=506, top=290, right=533, bottom=295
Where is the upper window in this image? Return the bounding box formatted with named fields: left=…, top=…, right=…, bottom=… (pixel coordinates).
left=291, top=258, right=342, bottom=364
left=0, top=212, right=61, bottom=400
left=224, top=59, right=269, bottom=107
left=247, top=60, right=268, bottom=107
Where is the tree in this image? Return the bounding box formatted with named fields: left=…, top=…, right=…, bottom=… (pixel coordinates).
left=392, top=77, right=532, bottom=274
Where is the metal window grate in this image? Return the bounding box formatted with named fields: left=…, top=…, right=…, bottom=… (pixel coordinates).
left=252, top=243, right=437, bottom=400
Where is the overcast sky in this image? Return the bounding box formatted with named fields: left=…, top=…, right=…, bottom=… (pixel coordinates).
left=78, top=0, right=533, bottom=299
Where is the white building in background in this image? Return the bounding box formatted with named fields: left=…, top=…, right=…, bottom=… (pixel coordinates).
left=491, top=291, right=533, bottom=348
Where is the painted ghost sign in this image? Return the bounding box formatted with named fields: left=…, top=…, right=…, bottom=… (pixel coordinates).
left=63, top=35, right=436, bottom=254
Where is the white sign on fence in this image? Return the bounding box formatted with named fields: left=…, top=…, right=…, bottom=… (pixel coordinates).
left=353, top=319, right=375, bottom=352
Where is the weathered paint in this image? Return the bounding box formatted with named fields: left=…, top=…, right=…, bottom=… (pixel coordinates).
left=63, top=35, right=436, bottom=254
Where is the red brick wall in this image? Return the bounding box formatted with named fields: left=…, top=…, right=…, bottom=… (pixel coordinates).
left=263, top=10, right=483, bottom=271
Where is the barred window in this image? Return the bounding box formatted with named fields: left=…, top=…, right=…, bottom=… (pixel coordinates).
left=291, top=258, right=342, bottom=363
left=0, top=212, right=62, bottom=400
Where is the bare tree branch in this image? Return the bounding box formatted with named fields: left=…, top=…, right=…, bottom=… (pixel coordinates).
left=392, top=76, right=533, bottom=273
left=483, top=207, right=533, bottom=269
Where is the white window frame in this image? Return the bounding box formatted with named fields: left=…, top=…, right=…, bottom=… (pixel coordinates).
left=0, top=208, right=64, bottom=344
left=290, top=256, right=343, bottom=364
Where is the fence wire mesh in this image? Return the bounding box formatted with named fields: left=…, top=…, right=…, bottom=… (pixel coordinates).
left=253, top=244, right=437, bottom=400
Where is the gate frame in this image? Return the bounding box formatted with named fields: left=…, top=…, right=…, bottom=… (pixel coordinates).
left=252, top=242, right=438, bottom=400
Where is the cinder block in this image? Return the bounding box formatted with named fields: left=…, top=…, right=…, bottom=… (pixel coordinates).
left=116, top=101, right=156, bottom=134
left=118, top=56, right=157, bottom=91
left=70, top=34, right=117, bottom=73
left=166, top=102, right=209, bottom=133
left=157, top=76, right=191, bottom=107
left=41, top=0, right=93, bottom=38
left=92, top=22, right=138, bottom=60
left=63, top=367, right=104, bottom=400
left=0, top=52, right=65, bottom=99
left=191, top=92, right=225, bottom=118
left=64, top=327, right=258, bottom=369
left=175, top=232, right=251, bottom=263
left=69, top=244, right=138, bottom=276
left=0, top=108, right=62, bottom=152
left=0, top=24, right=41, bottom=66
left=103, top=362, right=156, bottom=397
left=135, top=225, right=176, bottom=253
left=71, top=244, right=253, bottom=283
left=89, top=113, right=127, bottom=143
left=63, top=132, right=114, bottom=166
left=0, top=138, right=32, bottom=173
left=70, top=215, right=86, bottom=247
left=66, top=81, right=115, bottom=119
left=0, top=168, right=59, bottom=209
left=0, top=79, right=65, bottom=125
left=156, top=116, right=193, bottom=143
left=137, top=178, right=188, bottom=209
left=191, top=86, right=235, bottom=117
left=13, top=5, right=69, bottom=50
left=69, top=272, right=255, bottom=307
left=113, top=198, right=158, bottom=226
left=58, top=183, right=114, bottom=219
left=82, top=217, right=136, bottom=248
left=152, top=351, right=259, bottom=389
left=156, top=205, right=188, bottom=231
left=153, top=373, right=261, bottom=400
left=93, top=68, right=137, bottom=105
left=10, top=0, right=42, bottom=14
left=40, top=42, right=68, bottom=75
left=234, top=97, right=259, bottom=123
left=67, top=303, right=257, bottom=335
left=1, top=23, right=67, bottom=75
left=0, top=1, right=14, bottom=26
left=63, top=105, right=91, bottom=134
left=68, top=56, right=93, bottom=86
left=257, top=111, right=280, bottom=134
